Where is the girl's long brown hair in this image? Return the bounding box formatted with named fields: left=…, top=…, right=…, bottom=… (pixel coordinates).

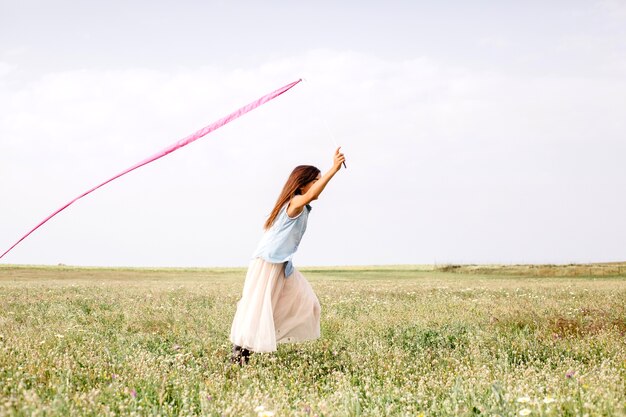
left=264, top=165, right=321, bottom=230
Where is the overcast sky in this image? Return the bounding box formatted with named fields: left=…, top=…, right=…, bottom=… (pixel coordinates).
left=1, top=0, right=625, bottom=267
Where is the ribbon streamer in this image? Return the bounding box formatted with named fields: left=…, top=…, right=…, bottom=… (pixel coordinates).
left=1, top=79, right=302, bottom=260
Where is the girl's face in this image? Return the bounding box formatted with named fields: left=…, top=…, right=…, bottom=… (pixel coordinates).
left=300, top=173, right=321, bottom=194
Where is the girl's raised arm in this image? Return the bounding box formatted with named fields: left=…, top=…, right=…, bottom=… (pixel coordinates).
left=287, top=147, right=346, bottom=217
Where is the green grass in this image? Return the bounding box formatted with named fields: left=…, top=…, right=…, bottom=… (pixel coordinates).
left=1, top=264, right=625, bottom=416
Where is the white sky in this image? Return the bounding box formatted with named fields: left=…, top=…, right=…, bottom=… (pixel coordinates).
left=1, top=0, right=625, bottom=267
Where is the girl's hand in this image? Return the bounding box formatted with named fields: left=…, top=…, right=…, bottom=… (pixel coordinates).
left=333, top=147, right=346, bottom=170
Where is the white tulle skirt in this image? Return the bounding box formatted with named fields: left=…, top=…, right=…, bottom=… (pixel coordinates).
left=229, top=257, right=321, bottom=353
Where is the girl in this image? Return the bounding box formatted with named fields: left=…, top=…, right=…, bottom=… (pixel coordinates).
left=229, top=147, right=346, bottom=364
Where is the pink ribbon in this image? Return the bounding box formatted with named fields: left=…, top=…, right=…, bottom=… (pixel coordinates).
left=1, top=79, right=302, bottom=260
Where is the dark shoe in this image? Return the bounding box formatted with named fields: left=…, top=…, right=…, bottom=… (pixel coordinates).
left=240, top=347, right=252, bottom=364
left=231, top=344, right=253, bottom=365
left=231, top=345, right=243, bottom=365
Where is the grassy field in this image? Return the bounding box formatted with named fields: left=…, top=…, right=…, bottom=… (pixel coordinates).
left=1, top=264, right=625, bottom=416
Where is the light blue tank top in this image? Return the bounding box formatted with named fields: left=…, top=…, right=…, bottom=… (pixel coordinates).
left=252, top=202, right=311, bottom=277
